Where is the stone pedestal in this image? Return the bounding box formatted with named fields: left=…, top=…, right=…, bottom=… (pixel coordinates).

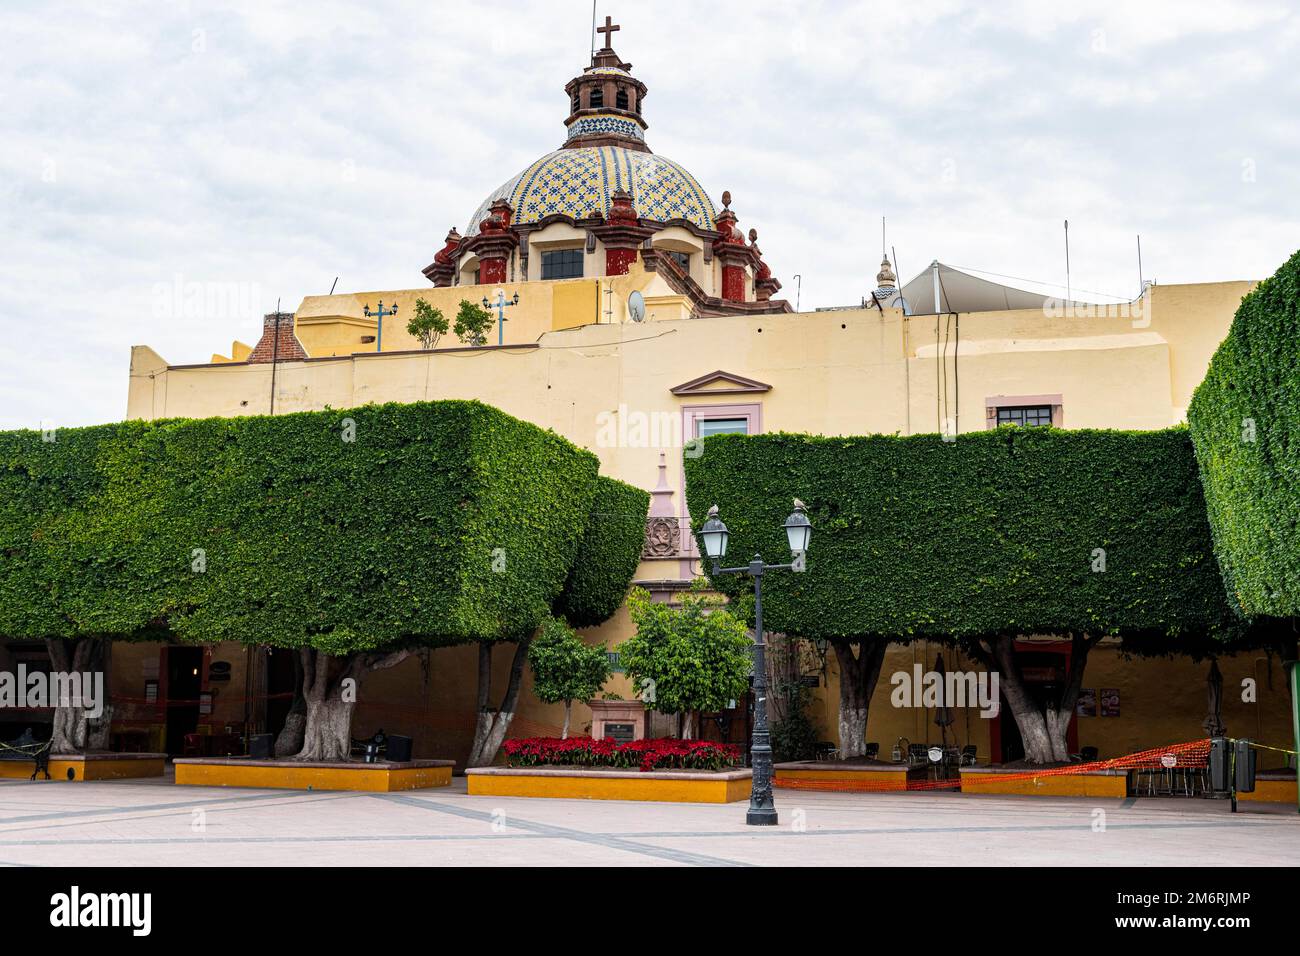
left=588, top=699, right=646, bottom=743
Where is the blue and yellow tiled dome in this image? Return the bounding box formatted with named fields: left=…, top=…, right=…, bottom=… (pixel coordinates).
left=466, top=146, right=717, bottom=236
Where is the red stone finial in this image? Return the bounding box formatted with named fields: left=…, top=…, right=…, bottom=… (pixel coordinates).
left=608, top=187, right=638, bottom=225
left=433, top=227, right=462, bottom=265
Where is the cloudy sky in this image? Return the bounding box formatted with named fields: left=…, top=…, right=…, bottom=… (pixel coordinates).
left=2, top=0, right=1297, bottom=429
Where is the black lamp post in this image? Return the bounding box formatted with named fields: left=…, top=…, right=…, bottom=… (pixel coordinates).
left=700, top=499, right=812, bottom=826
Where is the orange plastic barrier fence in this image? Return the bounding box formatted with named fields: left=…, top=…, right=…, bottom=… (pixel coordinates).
left=774, top=739, right=1212, bottom=793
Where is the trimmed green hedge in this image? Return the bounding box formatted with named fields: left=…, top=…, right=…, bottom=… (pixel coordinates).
left=0, top=421, right=153, bottom=640
left=1188, top=249, right=1300, bottom=619
left=1, top=401, right=612, bottom=652
left=553, top=476, right=650, bottom=628
left=684, top=427, right=1235, bottom=641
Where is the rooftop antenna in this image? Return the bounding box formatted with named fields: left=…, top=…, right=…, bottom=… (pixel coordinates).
left=891, top=244, right=909, bottom=315
left=329, top=276, right=338, bottom=295
left=590, top=1, right=596, bottom=59
left=1064, top=219, right=1072, bottom=304
left=792, top=274, right=802, bottom=313
left=882, top=216, right=886, bottom=259
left=1136, top=234, right=1144, bottom=296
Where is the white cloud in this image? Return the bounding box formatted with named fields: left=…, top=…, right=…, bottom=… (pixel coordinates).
left=1, top=0, right=1297, bottom=428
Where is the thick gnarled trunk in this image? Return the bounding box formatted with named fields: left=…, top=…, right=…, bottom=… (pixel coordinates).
left=293, top=647, right=412, bottom=762
left=985, top=633, right=1096, bottom=765
left=466, top=638, right=532, bottom=767
left=831, top=639, right=887, bottom=759
left=45, top=637, right=113, bottom=755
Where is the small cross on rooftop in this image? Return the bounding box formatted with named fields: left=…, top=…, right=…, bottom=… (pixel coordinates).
left=596, top=15, right=620, bottom=49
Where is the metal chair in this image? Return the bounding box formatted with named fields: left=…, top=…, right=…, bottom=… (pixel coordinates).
left=960, top=744, right=978, bottom=766
left=864, top=742, right=879, bottom=761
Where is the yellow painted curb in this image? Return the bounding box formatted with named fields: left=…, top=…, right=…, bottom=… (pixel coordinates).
left=174, top=760, right=453, bottom=792
left=1239, top=779, right=1298, bottom=804
left=467, top=769, right=751, bottom=803
left=775, top=768, right=911, bottom=790
left=960, top=771, right=1128, bottom=798
left=0, top=755, right=166, bottom=782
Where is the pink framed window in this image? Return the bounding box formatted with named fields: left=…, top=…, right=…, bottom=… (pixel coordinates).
left=677, top=403, right=763, bottom=572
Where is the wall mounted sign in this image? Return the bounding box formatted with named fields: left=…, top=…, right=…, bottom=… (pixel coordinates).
left=1100, top=688, right=1121, bottom=717
left=1075, top=688, right=1097, bottom=718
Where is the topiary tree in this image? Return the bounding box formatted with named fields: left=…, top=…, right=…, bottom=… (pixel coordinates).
left=552, top=476, right=650, bottom=628
left=1188, top=248, right=1300, bottom=621
left=1188, top=248, right=1300, bottom=775
left=0, top=420, right=158, bottom=753
left=454, top=299, right=493, bottom=347
left=465, top=475, right=647, bottom=765
left=685, top=427, right=1237, bottom=764
left=528, top=616, right=612, bottom=738
left=408, top=297, right=449, bottom=349
left=618, top=583, right=754, bottom=738
left=0, top=401, right=608, bottom=762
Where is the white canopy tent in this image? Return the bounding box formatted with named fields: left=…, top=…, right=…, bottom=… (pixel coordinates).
left=888, top=261, right=1112, bottom=315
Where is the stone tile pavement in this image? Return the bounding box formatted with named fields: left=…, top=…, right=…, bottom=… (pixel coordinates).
left=0, top=770, right=1296, bottom=867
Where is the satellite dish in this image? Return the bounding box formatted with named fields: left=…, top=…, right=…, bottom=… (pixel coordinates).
left=628, top=290, right=646, bottom=323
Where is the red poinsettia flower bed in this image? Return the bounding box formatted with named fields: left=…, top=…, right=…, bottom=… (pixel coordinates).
left=503, top=737, right=742, bottom=773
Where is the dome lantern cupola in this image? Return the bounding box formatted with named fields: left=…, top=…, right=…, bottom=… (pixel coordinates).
left=563, top=16, right=650, bottom=152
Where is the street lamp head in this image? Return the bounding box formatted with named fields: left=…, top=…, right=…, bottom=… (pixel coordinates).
left=511, top=292, right=520, bottom=305
left=700, top=504, right=729, bottom=560
left=783, top=498, right=812, bottom=556
left=481, top=296, right=490, bottom=309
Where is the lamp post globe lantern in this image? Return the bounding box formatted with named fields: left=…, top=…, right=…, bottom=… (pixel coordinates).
left=783, top=498, right=812, bottom=557
left=698, top=497, right=813, bottom=826
left=701, top=504, right=729, bottom=561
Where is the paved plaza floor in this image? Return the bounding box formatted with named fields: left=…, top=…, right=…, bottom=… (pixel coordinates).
left=1, top=770, right=1297, bottom=867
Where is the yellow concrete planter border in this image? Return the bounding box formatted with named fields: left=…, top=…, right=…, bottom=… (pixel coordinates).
left=960, top=766, right=1128, bottom=798
left=173, top=757, right=454, bottom=792
left=0, top=752, right=167, bottom=782
left=774, top=761, right=921, bottom=791
left=466, top=766, right=752, bottom=803
left=1239, top=772, right=1297, bottom=805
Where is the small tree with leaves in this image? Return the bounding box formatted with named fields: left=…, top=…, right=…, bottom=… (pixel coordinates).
left=528, top=616, right=612, bottom=738
left=454, top=299, right=493, bottom=347
left=408, top=298, right=449, bottom=349
left=618, top=583, right=753, bottom=738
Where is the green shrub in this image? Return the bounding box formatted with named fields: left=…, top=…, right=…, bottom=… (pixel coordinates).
left=553, top=476, right=649, bottom=628
left=1188, top=249, right=1300, bottom=619
left=0, top=401, right=601, bottom=651
left=683, top=426, right=1235, bottom=642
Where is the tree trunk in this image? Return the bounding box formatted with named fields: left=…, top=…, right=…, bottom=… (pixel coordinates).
left=45, top=637, right=114, bottom=755
left=831, top=639, right=887, bottom=759
left=986, top=634, right=1096, bottom=765
left=682, top=711, right=694, bottom=739
left=466, top=637, right=533, bottom=767
left=274, top=650, right=307, bottom=757
left=561, top=700, right=572, bottom=739
left=297, top=694, right=354, bottom=762
left=292, top=646, right=412, bottom=762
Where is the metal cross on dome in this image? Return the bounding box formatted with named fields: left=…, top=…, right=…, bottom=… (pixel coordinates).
left=596, top=15, right=619, bottom=49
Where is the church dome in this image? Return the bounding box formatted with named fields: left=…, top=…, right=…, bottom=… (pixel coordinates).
left=465, top=146, right=717, bottom=236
